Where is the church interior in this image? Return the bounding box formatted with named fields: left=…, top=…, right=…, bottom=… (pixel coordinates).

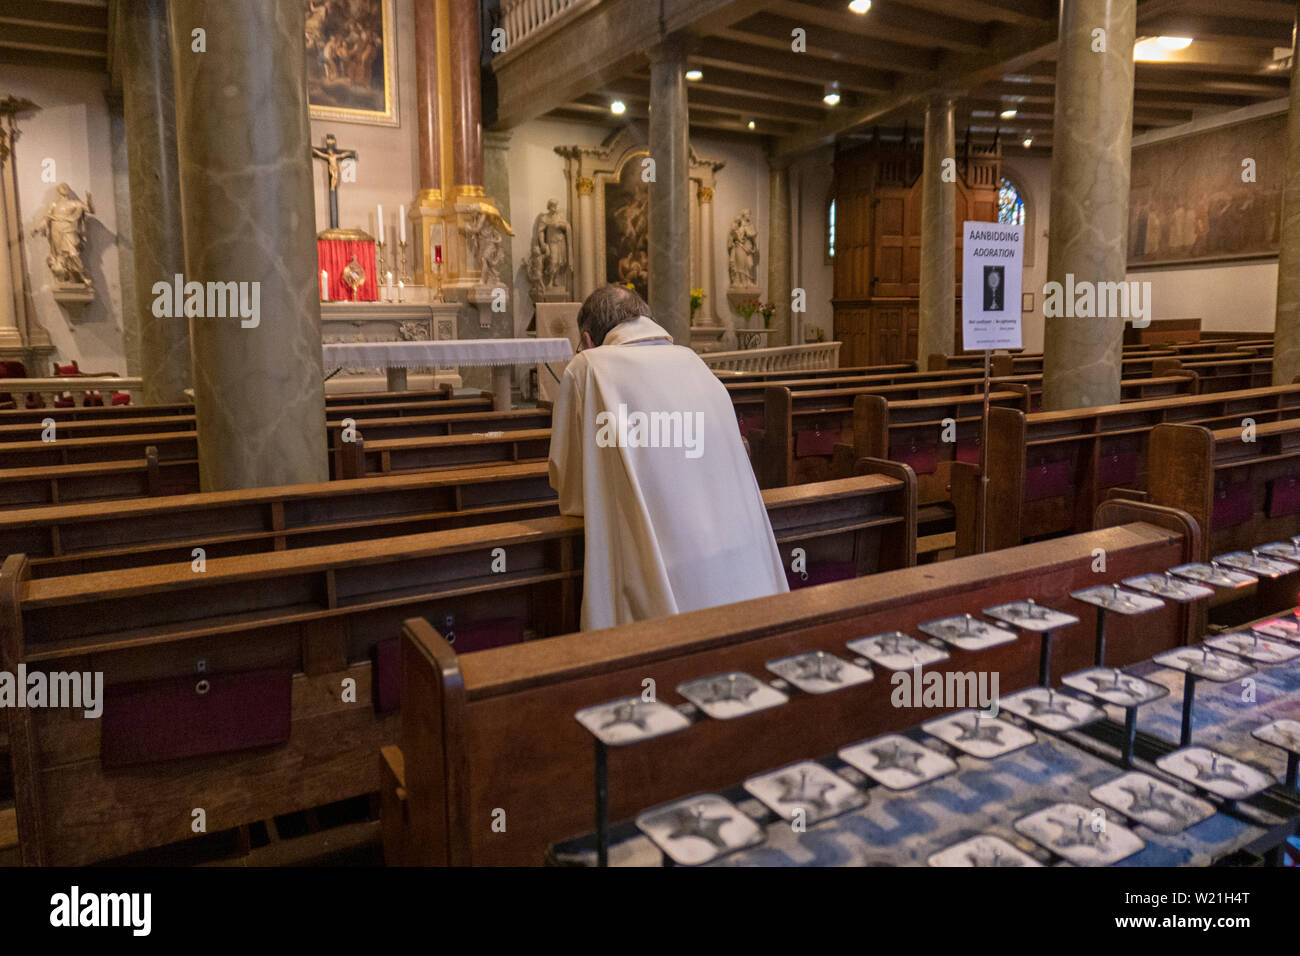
left=3, top=0, right=1300, bottom=878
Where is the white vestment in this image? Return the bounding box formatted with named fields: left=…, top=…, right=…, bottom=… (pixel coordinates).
left=548, top=316, right=789, bottom=630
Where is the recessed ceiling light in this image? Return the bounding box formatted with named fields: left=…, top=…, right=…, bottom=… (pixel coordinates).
left=610, top=100, right=627, bottom=115
left=1023, top=137, right=1033, bottom=148
left=848, top=0, right=872, bottom=13
left=1134, top=36, right=1194, bottom=60
left=823, top=82, right=841, bottom=106
left=747, top=119, right=757, bottom=129
left=1000, top=108, right=1017, bottom=119
left=685, top=69, right=703, bottom=81
left=1156, top=36, right=1193, bottom=50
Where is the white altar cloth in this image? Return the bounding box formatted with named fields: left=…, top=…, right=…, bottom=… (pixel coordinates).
left=323, top=339, right=574, bottom=409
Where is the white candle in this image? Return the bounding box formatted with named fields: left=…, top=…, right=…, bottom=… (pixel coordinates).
left=320, top=269, right=329, bottom=301
left=387, top=271, right=393, bottom=298
left=399, top=204, right=406, bottom=243
left=377, top=204, right=384, bottom=244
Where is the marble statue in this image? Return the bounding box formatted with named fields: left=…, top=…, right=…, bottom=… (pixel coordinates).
left=32, top=183, right=94, bottom=289
left=728, top=208, right=758, bottom=287
left=461, top=210, right=506, bottom=287
left=527, top=199, right=572, bottom=298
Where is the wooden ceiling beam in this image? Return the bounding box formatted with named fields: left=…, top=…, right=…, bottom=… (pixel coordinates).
left=767, top=0, right=989, bottom=54
left=629, top=66, right=829, bottom=110
left=719, top=14, right=940, bottom=73
left=690, top=37, right=897, bottom=93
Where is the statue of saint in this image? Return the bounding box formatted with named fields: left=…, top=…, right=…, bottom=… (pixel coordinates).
left=461, top=210, right=508, bottom=287
left=527, top=199, right=572, bottom=296
left=728, top=208, right=758, bottom=287
left=32, top=183, right=94, bottom=288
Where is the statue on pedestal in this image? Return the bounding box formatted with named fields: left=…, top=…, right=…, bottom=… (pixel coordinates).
left=727, top=208, right=759, bottom=288
left=526, top=199, right=572, bottom=299
left=32, top=183, right=94, bottom=292
left=461, top=210, right=506, bottom=287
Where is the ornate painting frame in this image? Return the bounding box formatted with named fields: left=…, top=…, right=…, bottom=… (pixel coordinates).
left=305, top=0, right=400, bottom=128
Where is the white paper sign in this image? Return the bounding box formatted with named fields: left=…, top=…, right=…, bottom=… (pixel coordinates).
left=961, top=222, right=1023, bottom=350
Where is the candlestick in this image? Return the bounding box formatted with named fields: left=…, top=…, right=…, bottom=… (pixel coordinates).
left=320, top=269, right=329, bottom=302
left=375, top=240, right=386, bottom=301
left=397, top=279, right=405, bottom=303
left=397, top=238, right=410, bottom=290
left=386, top=270, right=394, bottom=303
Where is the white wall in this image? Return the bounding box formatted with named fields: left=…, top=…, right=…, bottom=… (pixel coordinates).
left=309, top=0, right=419, bottom=245
left=7, top=65, right=125, bottom=374
left=503, top=117, right=778, bottom=346
left=1000, top=154, right=1051, bottom=352
left=790, top=146, right=835, bottom=343
left=1129, top=261, right=1276, bottom=333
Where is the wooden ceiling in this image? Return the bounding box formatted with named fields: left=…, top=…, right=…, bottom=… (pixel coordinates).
left=0, top=0, right=108, bottom=73
left=542, top=0, right=1297, bottom=159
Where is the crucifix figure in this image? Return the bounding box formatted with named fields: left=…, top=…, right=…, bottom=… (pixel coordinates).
left=311, top=132, right=357, bottom=230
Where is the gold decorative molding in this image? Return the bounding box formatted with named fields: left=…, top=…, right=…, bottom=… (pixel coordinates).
left=455, top=184, right=487, bottom=198
left=576, top=177, right=596, bottom=196
left=697, top=185, right=714, bottom=203
left=416, top=188, right=443, bottom=207
left=317, top=227, right=376, bottom=241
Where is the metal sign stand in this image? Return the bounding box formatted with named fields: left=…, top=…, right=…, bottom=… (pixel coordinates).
left=978, top=348, right=991, bottom=554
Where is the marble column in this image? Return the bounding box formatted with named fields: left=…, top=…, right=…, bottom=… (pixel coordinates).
left=697, top=185, right=717, bottom=323
left=413, top=0, right=441, bottom=200
left=448, top=0, right=483, bottom=195
left=918, top=95, right=956, bottom=364
left=0, top=167, right=20, bottom=348
left=121, top=0, right=189, bottom=401
left=106, top=91, right=140, bottom=376
left=767, top=162, right=792, bottom=347
left=1274, top=23, right=1300, bottom=384
left=575, top=176, right=597, bottom=298
left=169, top=0, right=326, bottom=489
left=1042, top=0, right=1135, bottom=410
left=648, top=36, right=691, bottom=345
left=484, top=130, right=516, bottom=334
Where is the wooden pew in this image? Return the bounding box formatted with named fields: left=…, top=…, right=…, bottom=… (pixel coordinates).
left=950, top=384, right=1300, bottom=556
left=0, top=471, right=915, bottom=865
left=752, top=383, right=1033, bottom=490
left=1153, top=353, right=1272, bottom=393
left=336, top=429, right=553, bottom=480
left=0, top=462, right=557, bottom=577
left=0, top=388, right=491, bottom=428
left=1147, top=416, right=1300, bottom=562
left=0, top=408, right=548, bottom=509
left=381, top=500, right=1201, bottom=865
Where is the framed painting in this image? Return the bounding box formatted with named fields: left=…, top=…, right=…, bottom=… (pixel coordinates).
left=304, top=0, right=399, bottom=127
left=1128, top=112, right=1284, bottom=268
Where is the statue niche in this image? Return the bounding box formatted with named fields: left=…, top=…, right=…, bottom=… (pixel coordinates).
left=604, top=156, right=649, bottom=302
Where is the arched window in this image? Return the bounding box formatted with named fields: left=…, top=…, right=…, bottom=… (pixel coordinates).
left=827, top=197, right=837, bottom=262
left=997, top=176, right=1025, bottom=226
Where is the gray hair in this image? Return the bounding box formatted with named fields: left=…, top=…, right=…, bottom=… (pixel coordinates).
left=577, top=285, right=652, bottom=347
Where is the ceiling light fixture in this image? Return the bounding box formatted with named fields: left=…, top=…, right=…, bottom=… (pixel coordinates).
left=823, top=82, right=842, bottom=106
left=1156, top=36, right=1193, bottom=50
left=1000, top=108, right=1017, bottom=119
left=610, top=100, right=627, bottom=115
left=747, top=119, right=757, bottom=130
left=685, top=69, right=703, bottom=81
left=1023, top=136, right=1033, bottom=148
left=848, top=0, right=872, bottom=13
left=1134, top=36, right=1194, bottom=60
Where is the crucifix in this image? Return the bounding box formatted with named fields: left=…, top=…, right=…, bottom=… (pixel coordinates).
left=311, top=132, right=357, bottom=230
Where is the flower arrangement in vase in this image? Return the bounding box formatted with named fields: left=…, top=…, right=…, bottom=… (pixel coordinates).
left=690, top=288, right=705, bottom=321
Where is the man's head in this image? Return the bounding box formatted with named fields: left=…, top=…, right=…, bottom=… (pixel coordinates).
left=576, top=284, right=652, bottom=351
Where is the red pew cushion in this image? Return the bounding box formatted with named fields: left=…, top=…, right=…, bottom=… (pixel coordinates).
left=786, top=560, right=857, bottom=590
left=372, top=639, right=401, bottom=714
left=890, top=443, right=939, bottom=475
left=1267, top=476, right=1300, bottom=519
left=795, top=427, right=838, bottom=458
left=1212, top=481, right=1253, bottom=529
left=1098, top=451, right=1139, bottom=489
left=1024, top=460, right=1072, bottom=501
left=955, top=438, right=981, bottom=465
left=101, top=666, right=292, bottom=768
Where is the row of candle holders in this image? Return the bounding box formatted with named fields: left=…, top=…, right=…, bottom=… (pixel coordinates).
left=571, top=537, right=1300, bottom=866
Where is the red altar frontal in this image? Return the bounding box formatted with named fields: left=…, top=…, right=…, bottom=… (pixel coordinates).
left=317, top=235, right=378, bottom=302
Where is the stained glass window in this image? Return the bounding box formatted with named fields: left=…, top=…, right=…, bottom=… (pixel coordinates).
left=827, top=198, right=836, bottom=260
left=997, top=177, right=1025, bottom=226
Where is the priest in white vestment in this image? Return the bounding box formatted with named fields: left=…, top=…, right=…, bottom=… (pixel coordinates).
left=548, top=285, right=789, bottom=630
